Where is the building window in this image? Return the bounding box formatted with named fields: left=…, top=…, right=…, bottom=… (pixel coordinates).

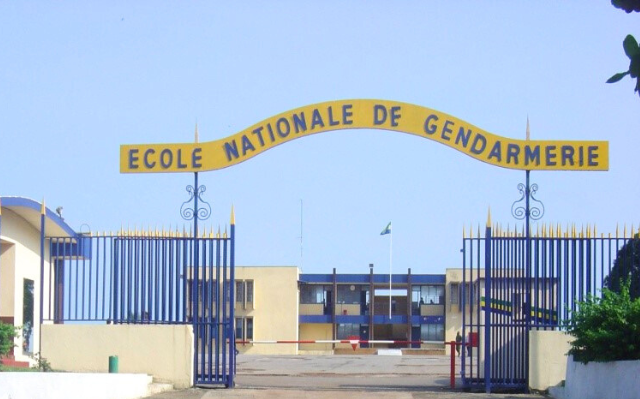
left=246, top=318, right=253, bottom=340
left=450, top=283, right=459, bottom=304
left=235, top=317, right=243, bottom=340
left=186, top=280, right=211, bottom=320
left=23, top=279, right=34, bottom=354
left=236, top=281, right=244, bottom=303
left=246, top=281, right=254, bottom=304
left=336, top=323, right=360, bottom=339
left=420, top=285, right=444, bottom=305
left=337, top=285, right=360, bottom=304
left=411, top=287, right=421, bottom=314
left=300, top=285, right=324, bottom=304
left=235, top=317, right=254, bottom=341
left=420, top=324, right=444, bottom=341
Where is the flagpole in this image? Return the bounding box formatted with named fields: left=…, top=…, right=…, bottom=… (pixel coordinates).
left=389, top=224, right=392, bottom=320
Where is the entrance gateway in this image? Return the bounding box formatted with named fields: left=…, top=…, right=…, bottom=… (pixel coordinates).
left=117, top=99, right=608, bottom=389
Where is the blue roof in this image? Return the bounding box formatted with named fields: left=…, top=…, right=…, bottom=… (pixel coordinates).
left=1, top=196, right=77, bottom=238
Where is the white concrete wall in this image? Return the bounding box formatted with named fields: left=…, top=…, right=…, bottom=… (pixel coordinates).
left=529, top=330, right=573, bottom=392
left=41, top=324, right=193, bottom=388
left=0, top=373, right=152, bottom=399
left=564, top=357, right=640, bottom=399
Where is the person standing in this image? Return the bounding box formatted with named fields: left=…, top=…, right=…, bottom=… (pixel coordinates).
left=455, top=331, right=462, bottom=356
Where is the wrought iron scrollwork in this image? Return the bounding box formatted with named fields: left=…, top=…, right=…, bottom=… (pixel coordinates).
left=180, top=184, right=211, bottom=221
left=511, top=182, right=544, bottom=221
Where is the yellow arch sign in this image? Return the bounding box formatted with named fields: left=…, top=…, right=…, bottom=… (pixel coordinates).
left=120, top=99, right=608, bottom=173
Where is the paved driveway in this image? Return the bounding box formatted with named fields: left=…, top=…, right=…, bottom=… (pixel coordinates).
left=149, top=354, right=543, bottom=399
left=235, top=354, right=452, bottom=389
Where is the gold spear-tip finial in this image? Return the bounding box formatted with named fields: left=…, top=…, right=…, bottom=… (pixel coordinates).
left=486, top=207, right=491, bottom=228
left=195, top=123, right=199, bottom=144
left=41, top=198, right=46, bottom=215
left=526, top=116, right=530, bottom=141
left=230, top=205, right=235, bottom=225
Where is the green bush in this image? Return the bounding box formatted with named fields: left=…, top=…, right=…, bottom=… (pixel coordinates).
left=0, top=322, right=20, bottom=357
left=566, top=282, right=640, bottom=363
left=31, top=352, right=52, bottom=372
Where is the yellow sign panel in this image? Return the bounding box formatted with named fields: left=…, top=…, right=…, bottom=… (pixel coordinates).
left=120, top=100, right=609, bottom=173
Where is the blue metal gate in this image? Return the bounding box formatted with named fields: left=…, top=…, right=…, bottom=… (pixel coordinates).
left=45, top=220, right=236, bottom=386
left=461, top=222, right=635, bottom=392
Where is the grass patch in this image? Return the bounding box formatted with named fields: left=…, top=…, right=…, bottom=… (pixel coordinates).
left=0, top=364, right=37, bottom=372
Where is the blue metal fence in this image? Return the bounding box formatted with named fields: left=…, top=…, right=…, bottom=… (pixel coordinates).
left=461, top=224, right=637, bottom=392
left=45, top=228, right=236, bottom=386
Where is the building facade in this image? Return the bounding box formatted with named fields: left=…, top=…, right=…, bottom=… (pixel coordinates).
left=233, top=266, right=474, bottom=355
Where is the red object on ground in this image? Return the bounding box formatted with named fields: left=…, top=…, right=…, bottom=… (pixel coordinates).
left=450, top=341, right=456, bottom=389
left=0, top=356, right=30, bottom=368
left=347, top=335, right=359, bottom=351
left=469, top=332, right=478, bottom=347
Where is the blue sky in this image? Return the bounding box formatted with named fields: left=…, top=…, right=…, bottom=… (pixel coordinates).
left=2, top=2, right=639, bottom=275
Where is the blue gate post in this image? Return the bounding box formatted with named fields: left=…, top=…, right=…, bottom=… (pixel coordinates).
left=524, top=170, right=532, bottom=383
left=193, top=171, right=200, bottom=386
left=484, top=210, right=492, bottom=393
left=511, top=169, right=544, bottom=389
left=509, top=123, right=544, bottom=391
left=228, top=206, right=236, bottom=387
left=180, top=127, right=212, bottom=386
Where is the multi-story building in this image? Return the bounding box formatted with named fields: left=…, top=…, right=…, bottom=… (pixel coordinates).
left=233, top=266, right=477, bottom=355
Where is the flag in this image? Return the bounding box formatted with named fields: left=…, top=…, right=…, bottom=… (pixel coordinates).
left=380, top=222, right=391, bottom=235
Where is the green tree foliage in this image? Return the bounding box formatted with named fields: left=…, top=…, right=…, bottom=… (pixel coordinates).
left=566, top=283, right=640, bottom=363
left=612, top=0, right=640, bottom=13
left=0, top=322, right=20, bottom=357
left=605, top=237, right=640, bottom=299
left=608, top=2, right=640, bottom=96
left=607, top=35, right=640, bottom=96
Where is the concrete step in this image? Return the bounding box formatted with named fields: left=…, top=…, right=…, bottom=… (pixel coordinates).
left=377, top=349, right=403, bottom=356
